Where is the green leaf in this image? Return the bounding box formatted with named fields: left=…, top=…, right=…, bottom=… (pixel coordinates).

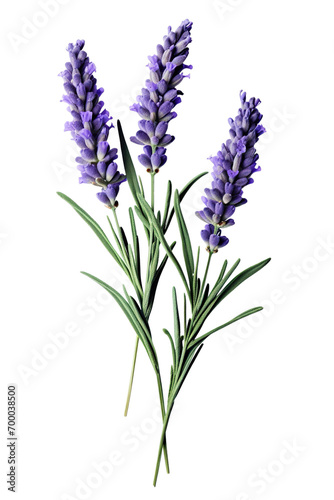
left=168, top=365, right=174, bottom=397
left=127, top=244, right=143, bottom=298
left=134, top=206, right=150, bottom=230
left=172, top=287, right=182, bottom=367
left=107, top=215, right=124, bottom=258
left=163, top=328, right=176, bottom=372
left=81, top=271, right=158, bottom=369
left=201, top=283, right=210, bottom=306
left=162, top=180, right=172, bottom=230
left=198, top=259, right=232, bottom=314
left=189, top=258, right=269, bottom=342
left=137, top=193, right=192, bottom=302
left=171, top=344, right=204, bottom=399
left=165, top=171, right=208, bottom=231
left=145, top=242, right=176, bottom=317
left=122, top=286, right=153, bottom=346
left=216, top=258, right=271, bottom=306
left=117, top=121, right=150, bottom=240
left=117, top=121, right=141, bottom=207
left=120, top=226, right=129, bottom=253
left=138, top=175, right=145, bottom=197
left=57, top=192, right=129, bottom=276
left=183, top=293, right=187, bottom=339
left=188, top=307, right=264, bottom=350
left=192, top=247, right=201, bottom=303
left=174, top=190, right=194, bottom=289
left=142, top=241, right=160, bottom=313
left=129, top=208, right=141, bottom=281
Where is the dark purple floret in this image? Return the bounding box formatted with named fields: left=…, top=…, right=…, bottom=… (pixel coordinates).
left=130, top=20, right=193, bottom=173
left=60, top=39, right=126, bottom=208
left=201, top=224, right=229, bottom=253
left=196, top=91, right=265, bottom=251
left=96, top=183, right=121, bottom=209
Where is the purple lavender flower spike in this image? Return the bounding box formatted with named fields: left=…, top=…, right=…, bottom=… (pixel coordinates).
left=60, top=40, right=126, bottom=208
left=130, top=20, right=193, bottom=173
left=196, top=91, right=265, bottom=252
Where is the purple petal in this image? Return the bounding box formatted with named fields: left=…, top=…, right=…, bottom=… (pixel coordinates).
left=209, top=234, right=220, bottom=249
left=97, top=141, right=109, bottom=161
left=136, top=130, right=151, bottom=145
left=151, top=153, right=161, bottom=168
left=106, top=163, right=118, bottom=182
left=201, top=230, right=210, bottom=244
left=155, top=122, right=168, bottom=138
left=96, top=191, right=110, bottom=206
left=81, top=148, right=96, bottom=162
left=138, top=154, right=152, bottom=169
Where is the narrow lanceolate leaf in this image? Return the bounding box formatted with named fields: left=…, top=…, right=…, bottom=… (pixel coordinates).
left=171, top=344, right=204, bottom=400
left=117, top=121, right=150, bottom=239
left=107, top=216, right=124, bottom=258
left=122, top=286, right=154, bottom=348
left=145, top=242, right=176, bottom=317
left=174, top=190, right=194, bottom=289
left=127, top=244, right=143, bottom=298
left=190, top=258, right=269, bottom=341
left=137, top=193, right=192, bottom=302
left=81, top=271, right=158, bottom=370
left=134, top=206, right=150, bottom=230
left=129, top=208, right=141, bottom=281
left=172, top=288, right=181, bottom=368
left=117, top=121, right=141, bottom=207
left=57, top=192, right=129, bottom=276
left=196, top=259, right=240, bottom=322
left=201, top=283, right=210, bottom=308
left=165, top=171, right=208, bottom=231
left=214, top=260, right=228, bottom=290
left=193, top=247, right=201, bottom=303
left=162, top=180, right=172, bottom=231
left=188, top=307, right=264, bottom=349
left=183, top=294, right=187, bottom=338
left=163, top=329, right=176, bottom=372
left=216, top=258, right=271, bottom=306
left=142, top=241, right=160, bottom=313
left=168, top=365, right=174, bottom=397
left=138, top=175, right=145, bottom=197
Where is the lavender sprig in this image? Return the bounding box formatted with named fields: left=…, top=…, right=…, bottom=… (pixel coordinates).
left=57, top=30, right=271, bottom=488
left=196, top=91, right=266, bottom=251
left=59, top=39, right=126, bottom=208
left=130, top=19, right=193, bottom=173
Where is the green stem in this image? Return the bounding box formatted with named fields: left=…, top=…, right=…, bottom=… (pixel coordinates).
left=153, top=338, right=190, bottom=485
left=124, top=336, right=139, bottom=416
left=153, top=401, right=174, bottom=487
left=151, top=172, right=155, bottom=213
left=112, top=206, right=122, bottom=240
left=156, top=371, right=170, bottom=475
left=187, top=251, right=213, bottom=340
left=198, top=251, right=212, bottom=302
left=111, top=207, right=130, bottom=268
left=114, top=205, right=141, bottom=418
left=149, top=169, right=171, bottom=474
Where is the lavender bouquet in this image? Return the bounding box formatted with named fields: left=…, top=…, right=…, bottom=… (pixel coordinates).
left=58, top=21, right=270, bottom=486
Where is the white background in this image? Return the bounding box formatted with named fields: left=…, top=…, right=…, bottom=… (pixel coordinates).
left=1, top=0, right=334, bottom=498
